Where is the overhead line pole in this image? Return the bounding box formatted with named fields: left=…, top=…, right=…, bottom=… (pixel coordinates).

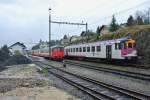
left=51, top=20, right=88, bottom=43
left=49, top=9, right=88, bottom=55
left=49, top=8, right=51, bottom=59
left=51, top=21, right=88, bottom=33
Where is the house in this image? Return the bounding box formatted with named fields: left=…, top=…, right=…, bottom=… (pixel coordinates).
left=9, top=42, right=27, bottom=55
left=99, top=25, right=111, bottom=36
left=60, top=37, right=71, bottom=45
left=70, top=35, right=82, bottom=42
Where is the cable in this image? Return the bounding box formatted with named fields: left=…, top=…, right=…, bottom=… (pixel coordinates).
left=90, top=0, right=150, bottom=25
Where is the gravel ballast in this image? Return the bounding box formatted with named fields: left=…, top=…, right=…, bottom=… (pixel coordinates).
left=45, top=59, right=150, bottom=95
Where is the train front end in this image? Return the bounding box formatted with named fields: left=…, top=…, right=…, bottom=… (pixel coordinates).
left=121, top=39, right=137, bottom=60
left=51, top=46, right=64, bottom=60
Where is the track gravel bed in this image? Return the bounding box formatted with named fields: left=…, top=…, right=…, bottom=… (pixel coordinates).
left=66, top=60, right=150, bottom=75
left=44, top=59, right=150, bottom=95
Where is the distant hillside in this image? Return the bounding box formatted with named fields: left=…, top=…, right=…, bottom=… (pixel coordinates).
left=98, top=25, right=150, bottom=41
left=118, top=25, right=150, bottom=35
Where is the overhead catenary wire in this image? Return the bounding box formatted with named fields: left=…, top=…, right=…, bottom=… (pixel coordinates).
left=90, top=0, right=150, bottom=25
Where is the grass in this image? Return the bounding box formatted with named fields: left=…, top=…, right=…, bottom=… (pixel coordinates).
left=47, top=80, right=55, bottom=86
left=41, top=67, right=49, bottom=77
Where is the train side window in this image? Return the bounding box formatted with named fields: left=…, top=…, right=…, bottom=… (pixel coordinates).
left=128, top=43, right=132, bottom=48
left=92, top=46, right=95, bottom=52
left=73, top=48, right=75, bottom=52
left=96, top=46, right=101, bottom=52
left=83, top=47, right=86, bottom=52
left=115, top=43, right=118, bottom=50
left=79, top=47, right=82, bottom=52
left=71, top=48, right=72, bottom=52
left=87, top=47, right=90, bottom=52
left=118, top=43, right=121, bottom=49
left=76, top=48, right=78, bottom=52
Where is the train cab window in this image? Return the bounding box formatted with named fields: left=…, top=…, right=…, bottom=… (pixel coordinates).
left=83, top=47, right=86, bottom=52
left=133, top=43, right=136, bottom=48
left=124, top=43, right=127, bottom=49
left=128, top=43, right=132, bottom=48
left=79, top=47, right=82, bottom=52
left=60, top=47, right=64, bottom=51
left=87, top=47, right=90, bottom=52
left=92, top=46, right=95, bottom=52
left=96, top=46, right=101, bottom=52
left=76, top=48, right=78, bottom=52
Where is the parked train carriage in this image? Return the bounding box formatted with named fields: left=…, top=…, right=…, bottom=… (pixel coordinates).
left=39, top=47, right=49, bottom=58
left=65, top=37, right=137, bottom=60
left=32, top=49, right=40, bottom=56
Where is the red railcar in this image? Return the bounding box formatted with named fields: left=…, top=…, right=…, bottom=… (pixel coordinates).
left=31, top=46, right=64, bottom=60
left=51, top=46, right=64, bottom=60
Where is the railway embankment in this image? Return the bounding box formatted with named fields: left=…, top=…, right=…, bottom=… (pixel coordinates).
left=133, top=28, right=150, bottom=65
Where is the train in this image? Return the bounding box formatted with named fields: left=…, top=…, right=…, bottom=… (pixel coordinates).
left=31, top=37, right=137, bottom=61
left=32, top=45, right=64, bottom=60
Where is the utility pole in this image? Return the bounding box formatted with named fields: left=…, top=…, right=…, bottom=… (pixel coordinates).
left=49, top=8, right=51, bottom=59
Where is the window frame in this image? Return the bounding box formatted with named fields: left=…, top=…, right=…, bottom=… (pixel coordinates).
left=87, top=47, right=90, bottom=52
left=96, top=46, right=101, bottom=52
left=92, top=46, right=95, bottom=52
left=79, top=47, right=82, bottom=52
left=83, top=47, right=86, bottom=52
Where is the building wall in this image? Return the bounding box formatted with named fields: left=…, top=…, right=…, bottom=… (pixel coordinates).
left=9, top=45, right=26, bottom=55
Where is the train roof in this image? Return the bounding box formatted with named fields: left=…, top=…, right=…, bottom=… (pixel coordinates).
left=66, top=37, right=131, bottom=47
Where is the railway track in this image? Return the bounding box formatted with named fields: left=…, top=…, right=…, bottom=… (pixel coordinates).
left=31, top=58, right=150, bottom=100
left=74, top=58, right=150, bottom=69
left=65, top=60, right=150, bottom=82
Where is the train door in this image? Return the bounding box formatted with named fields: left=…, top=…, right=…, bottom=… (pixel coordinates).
left=106, top=45, right=112, bottom=60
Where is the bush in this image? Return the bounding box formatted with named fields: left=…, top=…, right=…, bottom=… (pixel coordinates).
left=0, top=45, right=10, bottom=61
left=4, top=55, right=31, bottom=66
left=14, top=50, right=22, bottom=56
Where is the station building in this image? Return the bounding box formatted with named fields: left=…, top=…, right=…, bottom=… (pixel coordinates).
left=9, top=42, right=27, bottom=55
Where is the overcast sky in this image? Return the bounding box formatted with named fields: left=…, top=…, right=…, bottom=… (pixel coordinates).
left=0, top=0, right=149, bottom=48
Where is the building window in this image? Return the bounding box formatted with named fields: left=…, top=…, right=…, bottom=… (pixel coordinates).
left=83, top=47, right=86, bottom=52
left=96, top=46, right=101, bottom=52
left=87, top=47, right=90, bottom=52
left=92, top=46, right=95, bottom=52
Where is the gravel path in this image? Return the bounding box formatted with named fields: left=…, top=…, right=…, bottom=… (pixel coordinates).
left=0, top=64, right=80, bottom=100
